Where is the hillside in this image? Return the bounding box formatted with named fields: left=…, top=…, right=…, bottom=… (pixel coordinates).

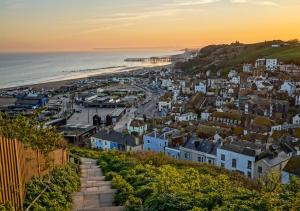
left=72, top=148, right=300, bottom=211
left=177, top=39, right=300, bottom=75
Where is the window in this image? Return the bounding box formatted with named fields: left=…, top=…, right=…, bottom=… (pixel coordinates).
left=208, top=159, right=212, bottom=164
left=247, top=161, right=252, bottom=170
left=221, top=163, right=225, bottom=168
left=147, top=140, right=150, bottom=144
left=232, top=159, right=237, bottom=168
left=198, top=156, right=205, bottom=163
left=258, top=166, right=263, bottom=174
left=184, top=153, right=189, bottom=159
left=247, top=172, right=252, bottom=178
left=221, top=154, right=225, bottom=161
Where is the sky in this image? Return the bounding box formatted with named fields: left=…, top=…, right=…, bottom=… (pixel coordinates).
left=0, top=0, right=300, bottom=52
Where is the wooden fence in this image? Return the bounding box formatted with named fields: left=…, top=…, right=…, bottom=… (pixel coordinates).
left=0, top=137, right=68, bottom=210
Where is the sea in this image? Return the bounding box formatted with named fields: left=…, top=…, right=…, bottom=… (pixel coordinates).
left=0, top=48, right=181, bottom=89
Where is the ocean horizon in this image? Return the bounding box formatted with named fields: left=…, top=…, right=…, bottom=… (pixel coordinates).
left=0, top=49, right=181, bottom=89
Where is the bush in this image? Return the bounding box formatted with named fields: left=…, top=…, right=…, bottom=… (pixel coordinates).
left=74, top=148, right=300, bottom=210
left=24, top=163, right=80, bottom=210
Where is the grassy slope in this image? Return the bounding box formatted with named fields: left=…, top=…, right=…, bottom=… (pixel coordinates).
left=231, top=44, right=300, bottom=65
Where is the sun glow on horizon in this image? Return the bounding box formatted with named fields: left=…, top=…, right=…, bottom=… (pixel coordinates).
left=1, top=0, right=300, bottom=52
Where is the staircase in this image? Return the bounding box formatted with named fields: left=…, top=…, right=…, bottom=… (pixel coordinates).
left=72, top=158, right=124, bottom=211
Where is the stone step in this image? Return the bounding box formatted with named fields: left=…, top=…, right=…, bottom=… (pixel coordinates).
left=74, top=206, right=125, bottom=211
left=81, top=181, right=112, bottom=188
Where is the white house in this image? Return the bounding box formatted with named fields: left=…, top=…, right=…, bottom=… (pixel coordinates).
left=180, top=138, right=221, bottom=165
left=228, top=70, right=238, bottom=78
left=127, top=118, right=148, bottom=136
left=195, top=82, right=207, bottom=94
left=217, top=141, right=289, bottom=179
left=175, top=112, right=197, bottom=122
left=158, top=92, right=172, bottom=112
left=201, top=111, right=211, bottom=121
left=161, top=79, right=172, bottom=89
left=255, top=58, right=266, bottom=68
left=217, top=141, right=259, bottom=178
left=243, top=64, right=253, bottom=73
left=280, top=81, right=296, bottom=96
left=293, top=114, right=300, bottom=125
left=295, top=94, right=300, bottom=106
left=230, top=76, right=240, bottom=84
left=266, top=58, right=278, bottom=71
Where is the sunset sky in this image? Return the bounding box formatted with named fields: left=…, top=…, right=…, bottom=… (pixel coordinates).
left=1, top=0, right=300, bottom=52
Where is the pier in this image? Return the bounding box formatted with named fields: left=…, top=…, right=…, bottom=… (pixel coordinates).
left=124, top=56, right=185, bottom=63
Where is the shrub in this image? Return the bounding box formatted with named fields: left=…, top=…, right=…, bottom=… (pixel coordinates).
left=24, top=163, right=80, bottom=210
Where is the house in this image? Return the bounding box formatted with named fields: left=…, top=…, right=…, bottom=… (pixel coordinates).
left=255, top=58, right=266, bottom=69
left=217, top=140, right=289, bottom=179
left=161, top=78, right=172, bottom=89
left=201, top=111, right=211, bottom=121
left=230, top=76, right=240, bottom=84
left=143, top=127, right=180, bottom=153
left=228, top=70, right=238, bottom=78
left=209, top=111, right=242, bottom=125
left=266, top=58, right=278, bottom=71
left=195, top=82, right=207, bottom=94
left=281, top=156, right=300, bottom=184
left=158, top=92, right=172, bottom=112
left=91, top=129, right=142, bottom=151
left=180, top=137, right=222, bottom=165
left=127, top=118, right=148, bottom=136
left=175, top=112, right=197, bottom=122
left=280, top=81, right=296, bottom=96
left=293, top=114, right=300, bottom=125
left=243, top=64, right=253, bottom=73
left=58, top=124, right=97, bottom=145
left=294, top=93, right=300, bottom=106
left=255, top=151, right=290, bottom=179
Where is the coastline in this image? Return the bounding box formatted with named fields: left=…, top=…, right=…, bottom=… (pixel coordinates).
left=0, top=64, right=171, bottom=92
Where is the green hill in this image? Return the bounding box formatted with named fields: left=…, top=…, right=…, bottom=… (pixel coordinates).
left=177, top=39, right=300, bottom=75
left=71, top=148, right=300, bottom=211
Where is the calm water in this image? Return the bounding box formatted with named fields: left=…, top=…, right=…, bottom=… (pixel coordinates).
left=0, top=49, right=180, bottom=89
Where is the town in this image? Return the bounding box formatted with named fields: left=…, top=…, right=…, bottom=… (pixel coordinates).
left=1, top=42, right=299, bottom=186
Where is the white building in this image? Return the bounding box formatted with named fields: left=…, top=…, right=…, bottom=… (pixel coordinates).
left=255, top=58, right=266, bottom=68
left=293, top=114, right=300, bottom=125
left=201, top=112, right=211, bottom=121
left=230, top=76, right=240, bottom=84
left=127, top=118, right=148, bottom=136
left=266, top=58, right=278, bottom=71
left=195, top=82, right=207, bottom=94
left=295, top=94, right=300, bottom=106
left=280, top=81, right=296, bottom=96
left=243, top=64, right=253, bottom=73
left=217, top=141, right=259, bottom=178
left=228, top=70, right=238, bottom=78
left=161, top=79, right=172, bottom=89
left=175, top=112, right=197, bottom=122
left=217, top=141, right=289, bottom=179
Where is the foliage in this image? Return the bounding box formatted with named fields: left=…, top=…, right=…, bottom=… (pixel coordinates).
left=0, top=113, right=66, bottom=154
left=24, top=163, right=80, bottom=210
left=70, top=148, right=300, bottom=210
left=0, top=203, right=14, bottom=211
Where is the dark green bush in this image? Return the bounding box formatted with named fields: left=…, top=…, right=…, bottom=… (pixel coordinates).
left=24, top=163, right=80, bottom=210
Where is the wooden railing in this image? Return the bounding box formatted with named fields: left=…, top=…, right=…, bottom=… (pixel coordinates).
left=0, top=137, right=68, bottom=210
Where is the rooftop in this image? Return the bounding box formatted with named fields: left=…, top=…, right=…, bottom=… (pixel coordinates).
left=93, top=130, right=138, bottom=147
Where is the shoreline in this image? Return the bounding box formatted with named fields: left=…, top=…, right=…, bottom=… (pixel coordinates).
left=0, top=64, right=170, bottom=92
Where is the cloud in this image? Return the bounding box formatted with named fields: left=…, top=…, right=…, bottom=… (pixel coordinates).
left=229, top=0, right=279, bottom=7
